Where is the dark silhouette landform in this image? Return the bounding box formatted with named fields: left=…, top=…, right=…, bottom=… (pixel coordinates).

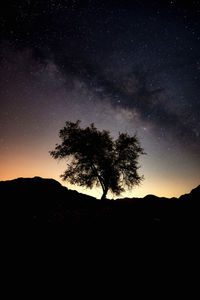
left=1, top=176, right=199, bottom=226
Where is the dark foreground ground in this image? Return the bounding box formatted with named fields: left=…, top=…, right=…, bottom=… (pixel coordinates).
left=1, top=176, right=199, bottom=229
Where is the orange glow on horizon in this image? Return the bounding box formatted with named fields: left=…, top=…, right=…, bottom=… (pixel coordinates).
left=1, top=143, right=199, bottom=199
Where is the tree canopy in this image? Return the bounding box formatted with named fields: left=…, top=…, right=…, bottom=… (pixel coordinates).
left=50, top=120, right=145, bottom=200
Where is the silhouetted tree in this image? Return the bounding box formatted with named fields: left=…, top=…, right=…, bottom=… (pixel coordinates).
left=50, top=120, right=145, bottom=200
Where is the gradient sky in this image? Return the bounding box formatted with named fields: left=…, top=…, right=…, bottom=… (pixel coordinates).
left=0, top=0, right=200, bottom=199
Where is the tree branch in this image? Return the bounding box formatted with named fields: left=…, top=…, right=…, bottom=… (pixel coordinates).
left=90, top=162, right=105, bottom=192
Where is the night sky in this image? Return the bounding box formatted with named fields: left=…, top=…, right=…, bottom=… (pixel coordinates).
left=0, top=0, right=199, bottom=198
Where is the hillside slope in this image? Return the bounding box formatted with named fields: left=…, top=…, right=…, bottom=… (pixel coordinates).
left=1, top=177, right=199, bottom=226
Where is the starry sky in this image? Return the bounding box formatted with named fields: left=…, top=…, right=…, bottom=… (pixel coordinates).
left=0, top=0, right=199, bottom=198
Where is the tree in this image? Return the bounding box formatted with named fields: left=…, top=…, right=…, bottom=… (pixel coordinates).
left=50, top=120, right=145, bottom=200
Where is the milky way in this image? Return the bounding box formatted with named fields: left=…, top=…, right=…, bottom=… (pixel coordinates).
left=0, top=0, right=199, bottom=198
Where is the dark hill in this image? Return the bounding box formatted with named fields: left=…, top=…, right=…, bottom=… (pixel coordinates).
left=1, top=177, right=199, bottom=227
left=179, top=185, right=200, bottom=201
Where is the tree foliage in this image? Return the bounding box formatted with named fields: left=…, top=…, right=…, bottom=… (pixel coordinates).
left=50, top=120, right=145, bottom=200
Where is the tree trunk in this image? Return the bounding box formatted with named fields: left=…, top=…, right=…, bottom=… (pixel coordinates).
left=101, top=186, right=108, bottom=200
